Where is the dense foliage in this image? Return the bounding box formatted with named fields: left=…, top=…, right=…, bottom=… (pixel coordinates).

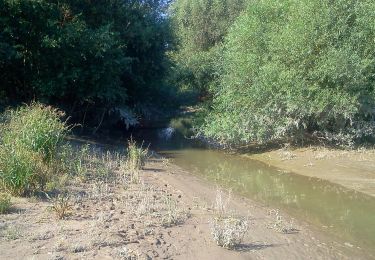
left=0, top=0, right=172, bottom=124
left=0, top=104, right=68, bottom=195
left=1, top=0, right=375, bottom=146
left=169, top=0, right=246, bottom=96
left=193, top=0, right=375, bottom=146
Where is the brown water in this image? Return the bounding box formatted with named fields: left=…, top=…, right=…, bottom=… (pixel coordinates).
left=134, top=127, right=375, bottom=257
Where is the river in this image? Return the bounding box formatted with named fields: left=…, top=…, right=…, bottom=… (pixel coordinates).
left=132, top=121, right=375, bottom=258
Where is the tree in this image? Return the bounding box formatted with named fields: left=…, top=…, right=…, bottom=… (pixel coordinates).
left=202, top=0, right=375, bottom=146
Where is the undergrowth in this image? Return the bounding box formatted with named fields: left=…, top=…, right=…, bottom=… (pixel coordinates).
left=0, top=103, right=69, bottom=196
left=0, top=193, right=11, bottom=214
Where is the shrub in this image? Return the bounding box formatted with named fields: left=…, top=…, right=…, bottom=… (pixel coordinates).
left=210, top=216, right=249, bottom=249
left=1, top=103, right=68, bottom=161
left=0, top=145, right=49, bottom=196
left=0, top=193, right=11, bottom=214
left=0, top=103, right=68, bottom=195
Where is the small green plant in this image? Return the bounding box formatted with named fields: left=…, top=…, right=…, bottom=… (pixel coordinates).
left=267, top=209, right=296, bottom=234
left=126, top=138, right=148, bottom=171
left=0, top=193, right=11, bottom=214
left=0, top=225, right=22, bottom=240
left=50, top=194, right=73, bottom=220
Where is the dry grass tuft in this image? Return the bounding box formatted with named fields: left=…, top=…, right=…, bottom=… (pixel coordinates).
left=210, top=188, right=249, bottom=249
left=50, top=194, right=73, bottom=220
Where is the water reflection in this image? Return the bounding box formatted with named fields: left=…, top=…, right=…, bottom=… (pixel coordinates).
left=134, top=128, right=375, bottom=255
left=164, top=149, right=375, bottom=252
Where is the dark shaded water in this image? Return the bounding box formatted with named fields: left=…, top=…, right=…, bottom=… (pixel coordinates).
left=134, top=125, right=375, bottom=257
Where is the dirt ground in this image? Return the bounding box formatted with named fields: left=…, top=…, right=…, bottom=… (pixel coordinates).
left=247, top=146, right=375, bottom=197
left=0, top=143, right=368, bottom=259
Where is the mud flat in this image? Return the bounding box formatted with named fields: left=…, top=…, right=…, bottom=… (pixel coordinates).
left=247, top=147, right=375, bottom=197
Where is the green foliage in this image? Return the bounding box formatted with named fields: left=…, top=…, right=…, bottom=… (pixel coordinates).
left=126, top=138, right=149, bottom=172
left=0, top=0, right=174, bottom=123
left=169, top=0, right=246, bottom=96
left=0, top=147, right=48, bottom=196
left=202, top=0, right=375, bottom=146
left=0, top=193, right=11, bottom=214
left=2, top=103, right=68, bottom=160
left=0, top=103, right=68, bottom=195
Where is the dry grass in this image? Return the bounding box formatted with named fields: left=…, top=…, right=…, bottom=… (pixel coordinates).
left=210, top=189, right=249, bottom=249
left=267, top=209, right=297, bottom=234
left=49, top=194, right=73, bottom=220
left=210, top=216, right=249, bottom=249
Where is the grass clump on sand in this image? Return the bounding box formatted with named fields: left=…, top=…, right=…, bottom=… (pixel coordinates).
left=210, top=189, right=249, bottom=249
left=126, top=138, right=148, bottom=171
left=0, top=103, right=69, bottom=196
left=123, top=138, right=149, bottom=183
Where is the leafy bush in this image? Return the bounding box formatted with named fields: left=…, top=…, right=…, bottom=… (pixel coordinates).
left=0, top=193, right=11, bottom=214
left=0, top=0, right=174, bottom=124
left=170, top=0, right=246, bottom=97
left=1, top=103, right=68, bottom=161
left=202, top=0, right=375, bottom=146
left=0, top=103, right=68, bottom=195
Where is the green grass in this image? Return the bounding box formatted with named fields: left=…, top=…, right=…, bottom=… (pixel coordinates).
left=0, top=103, right=69, bottom=196
left=126, top=138, right=149, bottom=172
left=0, top=193, right=11, bottom=214
left=1, top=103, right=68, bottom=161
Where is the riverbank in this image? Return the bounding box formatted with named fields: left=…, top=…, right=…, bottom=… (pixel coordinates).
left=0, top=139, right=368, bottom=259
left=247, top=146, right=375, bottom=197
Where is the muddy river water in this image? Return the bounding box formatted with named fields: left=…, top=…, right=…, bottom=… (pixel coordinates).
left=134, top=125, right=375, bottom=257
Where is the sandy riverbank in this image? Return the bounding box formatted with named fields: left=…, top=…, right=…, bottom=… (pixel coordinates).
left=246, top=146, right=375, bottom=197
left=0, top=140, right=368, bottom=259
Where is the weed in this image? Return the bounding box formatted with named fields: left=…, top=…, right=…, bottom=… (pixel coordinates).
left=162, top=195, right=189, bottom=227
left=0, top=225, right=22, bottom=240
left=1, top=103, right=69, bottom=161
left=50, top=194, right=73, bottom=220
left=210, top=216, right=249, bottom=249
left=267, top=209, right=297, bottom=234
left=126, top=138, right=149, bottom=172
left=91, top=180, right=111, bottom=201
left=0, top=193, right=11, bottom=214
left=210, top=188, right=249, bottom=249
left=0, top=147, right=49, bottom=196
left=214, top=188, right=232, bottom=218
left=117, top=246, right=140, bottom=260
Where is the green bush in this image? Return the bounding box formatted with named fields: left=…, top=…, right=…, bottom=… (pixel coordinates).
left=202, top=0, right=375, bottom=146
left=170, top=0, right=246, bottom=97
left=1, top=103, right=68, bottom=161
left=0, top=103, right=68, bottom=195
left=0, top=146, right=48, bottom=196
